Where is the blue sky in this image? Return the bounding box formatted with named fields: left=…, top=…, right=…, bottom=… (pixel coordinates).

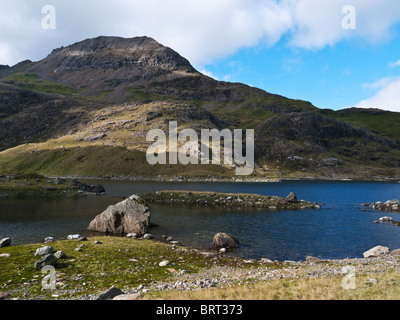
left=202, top=34, right=400, bottom=110
left=1, top=0, right=400, bottom=112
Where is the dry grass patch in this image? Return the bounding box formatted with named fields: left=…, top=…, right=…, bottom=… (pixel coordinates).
left=148, top=271, right=400, bottom=300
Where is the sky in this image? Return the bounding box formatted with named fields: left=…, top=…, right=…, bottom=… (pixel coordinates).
left=1, top=0, right=400, bottom=111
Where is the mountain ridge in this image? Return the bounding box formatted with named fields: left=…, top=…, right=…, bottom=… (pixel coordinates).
left=0, top=35, right=399, bottom=180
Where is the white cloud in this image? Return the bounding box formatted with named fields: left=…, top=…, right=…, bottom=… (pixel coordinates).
left=389, top=60, right=400, bottom=68
left=198, top=69, right=219, bottom=80
left=352, top=77, right=400, bottom=112
left=289, top=0, right=400, bottom=49
left=0, top=0, right=400, bottom=68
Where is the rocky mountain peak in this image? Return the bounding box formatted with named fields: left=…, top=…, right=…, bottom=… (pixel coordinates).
left=23, top=36, right=198, bottom=98
left=47, top=36, right=196, bottom=73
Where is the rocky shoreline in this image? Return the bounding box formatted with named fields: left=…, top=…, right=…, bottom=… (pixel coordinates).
left=39, top=174, right=400, bottom=183
left=0, top=174, right=106, bottom=199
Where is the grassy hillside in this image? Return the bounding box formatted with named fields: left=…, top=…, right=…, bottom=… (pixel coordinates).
left=321, top=108, right=400, bottom=141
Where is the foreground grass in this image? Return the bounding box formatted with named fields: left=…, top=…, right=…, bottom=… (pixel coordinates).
left=0, top=236, right=242, bottom=300
left=2, top=236, right=400, bottom=300
left=148, top=272, right=400, bottom=300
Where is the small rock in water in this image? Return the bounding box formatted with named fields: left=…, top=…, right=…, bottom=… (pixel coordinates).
left=143, top=233, right=152, bottom=239
left=212, top=233, right=239, bottom=249
left=127, top=233, right=138, bottom=238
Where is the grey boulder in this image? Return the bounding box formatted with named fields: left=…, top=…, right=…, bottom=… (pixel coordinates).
left=363, top=245, right=390, bottom=258
left=0, top=238, right=11, bottom=248
left=285, top=192, right=298, bottom=203
left=54, top=251, right=67, bottom=259
left=35, top=246, right=53, bottom=256
left=87, top=195, right=151, bottom=236
left=34, top=254, right=58, bottom=269
left=212, top=232, right=239, bottom=249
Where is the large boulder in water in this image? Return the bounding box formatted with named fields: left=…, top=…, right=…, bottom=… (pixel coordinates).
left=87, top=195, right=151, bottom=236
left=212, top=233, right=239, bottom=249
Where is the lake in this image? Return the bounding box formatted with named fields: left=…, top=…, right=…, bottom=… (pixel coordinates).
left=1, top=180, right=400, bottom=261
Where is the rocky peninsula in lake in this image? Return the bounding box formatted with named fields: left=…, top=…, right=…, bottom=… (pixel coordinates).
left=139, top=190, right=321, bottom=210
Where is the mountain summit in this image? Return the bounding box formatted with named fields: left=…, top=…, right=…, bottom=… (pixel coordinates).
left=0, top=36, right=399, bottom=180
left=23, top=36, right=199, bottom=101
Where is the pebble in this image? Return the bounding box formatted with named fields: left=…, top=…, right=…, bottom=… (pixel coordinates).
left=159, top=261, right=172, bottom=267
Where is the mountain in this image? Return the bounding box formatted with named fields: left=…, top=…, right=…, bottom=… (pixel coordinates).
left=0, top=35, right=399, bottom=180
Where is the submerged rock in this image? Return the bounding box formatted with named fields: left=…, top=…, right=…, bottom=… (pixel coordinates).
left=87, top=194, right=151, bottom=236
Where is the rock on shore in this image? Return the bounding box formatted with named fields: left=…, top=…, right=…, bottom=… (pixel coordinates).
left=87, top=194, right=151, bottom=236
left=0, top=238, right=11, bottom=248
left=363, top=245, right=390, bottom=258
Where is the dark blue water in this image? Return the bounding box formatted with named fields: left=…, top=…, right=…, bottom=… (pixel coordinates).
left=1, top=180, right=400, bottom=261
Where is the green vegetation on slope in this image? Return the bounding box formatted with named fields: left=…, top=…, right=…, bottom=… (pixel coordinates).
left=321, top=108, right=400, bottom=141
left=0, top=145, right=236, bottom=178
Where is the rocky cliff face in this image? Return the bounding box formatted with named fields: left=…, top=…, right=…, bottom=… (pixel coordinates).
left=255, top=112, right=400, bottom=172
